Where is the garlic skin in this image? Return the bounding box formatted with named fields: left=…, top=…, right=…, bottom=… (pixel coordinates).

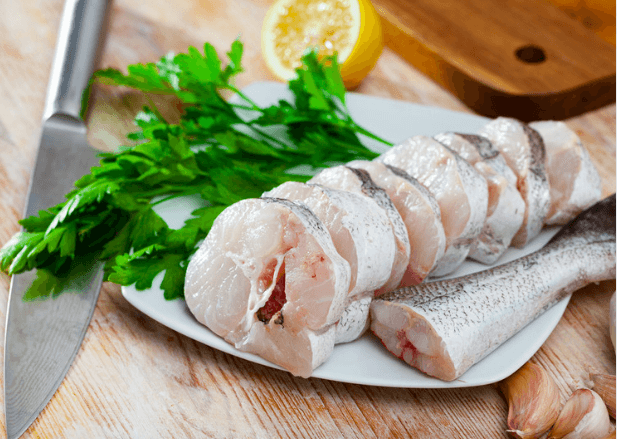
left=547, top=388, right=611, bottom=439
left=499, top=362, right=561, bottom=439
left=589, top=374, right=616, bottom=419
left=610, top=291, right=615, bottom=351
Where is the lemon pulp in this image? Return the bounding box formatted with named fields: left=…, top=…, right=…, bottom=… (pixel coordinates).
left=262, top=0, right=383, bottom=88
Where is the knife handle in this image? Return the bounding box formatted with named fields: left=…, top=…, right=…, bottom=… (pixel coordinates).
left=43, top=0, right=111, bottom=122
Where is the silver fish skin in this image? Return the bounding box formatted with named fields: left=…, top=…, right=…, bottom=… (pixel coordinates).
left=370, top=195, right=616, bottom=382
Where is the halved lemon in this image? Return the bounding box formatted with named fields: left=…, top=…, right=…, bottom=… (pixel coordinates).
left=261, top=0, right=384, bottom=89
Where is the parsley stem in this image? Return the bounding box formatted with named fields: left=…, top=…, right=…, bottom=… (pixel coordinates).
left=229, top=103, right=258, bottom=111
left=134, top=185, right=205, bottom=201
left=226, top=86, right=261, bottom=111
left=145, top=96, right=167, bottom=123
left=352, top=124, right=394, bottom=146
left=246, top=125, right=291, bottom=151
left=150, top=188, right=204, bottom=206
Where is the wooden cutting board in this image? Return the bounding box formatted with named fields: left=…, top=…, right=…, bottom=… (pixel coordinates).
left=372, top=0, right=616, bottom=121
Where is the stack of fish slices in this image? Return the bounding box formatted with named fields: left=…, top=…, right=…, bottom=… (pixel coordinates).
left=184, top=117, right=603, bottom=378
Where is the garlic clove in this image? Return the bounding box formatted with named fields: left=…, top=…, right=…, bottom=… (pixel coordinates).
left=499, top=362, right=561, bottom=439
left=547, top=388, right=611, bottom=439
left=598, top=430, right=616, bottom=439
left=589, top=374, right=616, bottom=420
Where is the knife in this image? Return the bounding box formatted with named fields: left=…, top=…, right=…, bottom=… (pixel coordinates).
left=4, top=0, right=111, bottom=437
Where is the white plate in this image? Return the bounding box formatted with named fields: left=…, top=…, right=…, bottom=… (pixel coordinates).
left=121, top=82, right=569, bottom=388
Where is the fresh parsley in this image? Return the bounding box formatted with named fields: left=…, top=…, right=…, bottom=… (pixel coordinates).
left=0, top=39, right=392, bottom=301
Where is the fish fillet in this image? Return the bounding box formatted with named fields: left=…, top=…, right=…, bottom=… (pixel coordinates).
left=434, top=132, right=525, bottom=264
left=346, top=160, right=446, bottom=287
left=376, top=135, right=488, bottom=276
left=185, top=197, right=351, bottom=377
left=478, top=118, right=550, bottom=247
left=529, top=120, right=602, bottom=225
left=370, top=195, right=616, bottom=381
left=309, top=166, right=411, bottom=295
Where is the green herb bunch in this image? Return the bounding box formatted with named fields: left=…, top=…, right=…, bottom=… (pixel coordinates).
left=0, top=40, right=392, bottom=300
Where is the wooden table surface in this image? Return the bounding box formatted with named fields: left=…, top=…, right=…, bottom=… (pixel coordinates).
left=1, top=1, right=615, bottom=437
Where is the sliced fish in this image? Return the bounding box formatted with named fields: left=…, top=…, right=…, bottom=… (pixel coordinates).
left=529, top=120, right=602, bottom=225
left=263, top=182, right=395, bottom=298
left=263, top=182, right=396, bottom=343
left=309, top=165, right=411, bottom=295
left=434, top=132, right=525, bottom=264
left=346, top=160, right=446, bottom=287
left=376, top=135, right=488, bottom=276
left=185, top=197, right=351, bottom=377
left=335, top=294, right=372, bottom=344
left=478, top=117, right=550, bottom=247
left=370, top=195, right=616, bottom=382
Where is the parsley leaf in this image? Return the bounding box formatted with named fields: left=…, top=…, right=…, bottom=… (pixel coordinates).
left=0, top=39, right=392, bottom=301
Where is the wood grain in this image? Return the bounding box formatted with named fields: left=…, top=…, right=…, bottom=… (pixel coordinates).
left=547, top=0, right=616, bottom=45
left=0, top=1, right=615, bottom=438
left=373, top=0, right=616, bottom=121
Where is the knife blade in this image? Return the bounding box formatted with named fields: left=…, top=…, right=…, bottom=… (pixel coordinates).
left=4, top=0, right=111, bottom=437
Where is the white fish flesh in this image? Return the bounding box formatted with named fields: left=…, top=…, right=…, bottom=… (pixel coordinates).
left=346, top=160, right=446, bottom=286
left=478, top=117, right=550, bottom=247
left=376, top=135, right=488, bottom=276
left=263, top=181, right=397, bottom=342
left=370, top=195, right=616, bottom=381
left=309, top=165, right=411, bottom=295
left=264, top=182, right=395, bottom=298
left=184, top=197, right=351, bottom=377
left=433, top=132, right=525, bottom=264
left=529, top=120, right=602, bottom=225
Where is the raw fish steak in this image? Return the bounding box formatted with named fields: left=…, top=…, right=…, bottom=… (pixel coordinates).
left=529, top=120, right=602, bottom=225
left=264, top=182, right=397, bottom=342
left=433, top=132, right=525, bottom=264
left=185, top=198, right=351, bottom=377
left=376, top=136, right=488, bottom=276
left=478, top=118, right=550, bottom=247
left=346, top=160, right=446, bottom=286
left=264, top=182, right=395, bottom=299
left=309, top=165, right=410, bottom=294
